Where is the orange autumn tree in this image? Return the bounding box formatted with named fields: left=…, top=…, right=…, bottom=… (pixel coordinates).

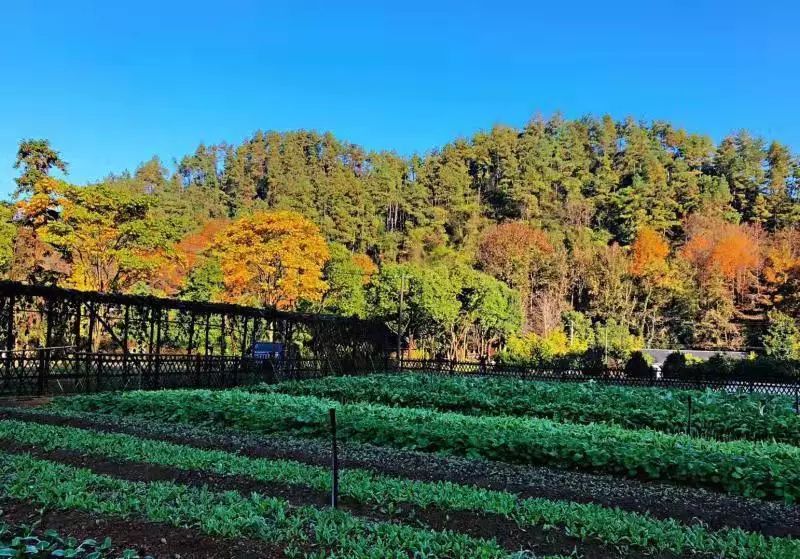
left=763, top=229, right=800, bottom=308
left=629, top=226, right=670, bottom=279
left=352, top=253, right=378, bottom=283
left=212, top=210, right=329, bottom=309
left=764, top=229, right=800, bottom=286
left=151, top=218, right=231, bottom=295
left=477, top=221, right=559, bottom=332
left=477, top=221, right=554, bottom=290
left=682, top=216, right=762, bottom=301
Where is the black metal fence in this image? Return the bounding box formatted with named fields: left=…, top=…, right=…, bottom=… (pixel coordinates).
left=0, top=351, right=365, bottom=396
left=397, top=359, right=800, bottom=398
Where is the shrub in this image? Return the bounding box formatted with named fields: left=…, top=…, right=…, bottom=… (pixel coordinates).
left=730, top=356, right=798, bottom=381
left=661, top=352, right=687, bottom=379
left=624, top=351, right=654, bottom=379
left=693, top=353, right=734, bottom=378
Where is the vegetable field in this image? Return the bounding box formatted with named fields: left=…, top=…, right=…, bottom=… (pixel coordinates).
left=1, top=374, right=799, bottom=558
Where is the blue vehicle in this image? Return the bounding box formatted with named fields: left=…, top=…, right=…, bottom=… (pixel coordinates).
left=252, top=341, right=284, bottom=360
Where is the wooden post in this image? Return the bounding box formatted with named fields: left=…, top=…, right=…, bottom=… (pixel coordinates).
left=154, top=309, right=162, bottom=389
left=241, top=317, right=250, bottom=358
left=220, top=314, right=227, bottom=356
left=122, top=305, right=130, bottom=377
left=38, top=300, right=54, bottom=396
left=73, top=302, right=82, bottom=381
left=195, top=353, right=202, bottom=387
left=203, top=313, right=211, bottom=386
left=251, top=317, right=259, bottom=352
left=795, top=382, right=799, bottom=415
left=87, top=302, right=96, bottom=386
left=238, top=317, right=249, bottom=386
left=329, top=408, right=339, bottom=509
left=96, top=351, right=103, bottom=392
left=147, top=308, right=155, bottom=388
left=5, top=294, right=14, bottom=382
left=204, top=313, right=211, bottom=356
left=187, top=312, right=196, bottom=356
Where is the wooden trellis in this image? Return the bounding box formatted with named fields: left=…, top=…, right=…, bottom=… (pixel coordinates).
left=0, top=281, right=391, bottom=396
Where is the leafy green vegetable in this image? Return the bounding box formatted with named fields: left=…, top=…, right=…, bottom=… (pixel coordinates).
left=0, top=522, right=146, bottom=559
left=257, top=373, right=800, bottom=444
left=52, top=388, right=800, bottom=502
left=0, top=418, right=796, bottom=558
left=0, top=452, right=511, bottom=559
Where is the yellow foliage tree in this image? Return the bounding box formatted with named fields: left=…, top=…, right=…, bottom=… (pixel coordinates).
left=15, top=177, right=62, bottom=228
left=212, top=211, right=329, bottom=309
left=352, top=253, right=378, bottom=284
left=41, top=184, right=165, bottom=292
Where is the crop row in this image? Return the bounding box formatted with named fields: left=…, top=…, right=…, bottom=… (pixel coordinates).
left=0, top=452, right=523, bottom=559
left=260, top=373, right=800, bottom=444
left=6, top=418, right=798, bottom=558
left=53, top=389, right=800, bottom=501
left=0, top=522, right=146, bottom=559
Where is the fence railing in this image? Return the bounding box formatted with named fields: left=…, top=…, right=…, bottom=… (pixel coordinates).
left=395, top=358, right=800, bottom=397
left=3, top=351, right=799, bottom=399
left=0, top=351, right=382, bottom=396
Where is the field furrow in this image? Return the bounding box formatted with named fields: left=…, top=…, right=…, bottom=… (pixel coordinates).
left=3, top=416, right=800, bottom=559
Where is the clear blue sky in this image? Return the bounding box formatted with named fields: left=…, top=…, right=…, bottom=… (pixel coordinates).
left=1, top=0, right=798, bottom=198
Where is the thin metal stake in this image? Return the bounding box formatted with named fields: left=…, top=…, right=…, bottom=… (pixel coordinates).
left=329, top=408, right=339, bottom=509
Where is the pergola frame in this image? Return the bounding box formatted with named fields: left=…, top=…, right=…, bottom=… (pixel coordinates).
left=0, top=281, right=391, bottom=395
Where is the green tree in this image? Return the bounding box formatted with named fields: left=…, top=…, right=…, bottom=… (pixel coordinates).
left=319, top=243, right=371, bottom=317
left=180, top=258, right=224, bottom=302
left=763, top=310, right=800, bottom=360
left=41, top=183, right=167, bottom=292
left=13, top=139, right=68, bottom=197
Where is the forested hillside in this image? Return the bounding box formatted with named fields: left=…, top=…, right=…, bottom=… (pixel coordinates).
left=4, top=113, right=800, bottom=360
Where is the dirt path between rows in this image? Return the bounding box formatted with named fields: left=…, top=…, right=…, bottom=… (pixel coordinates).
left=0, top=498, right=288, bottom=558
left=3, top=406, right=799, bottom=538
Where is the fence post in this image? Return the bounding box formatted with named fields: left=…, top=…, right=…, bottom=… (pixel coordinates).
left=37, top=348, right=47, bottom=396
left=686, top=395, right=693, bottom=435
left=329, top=408, right=339, bottom=509
left=96, top=352, right=103, bottom=392
left=5, top=294, right=14, bottom=386
left=194, top=353, right=202, bottom=387
left=38, top=301, right=54, bottom=396
left=795, top=382, right=799, bottom=415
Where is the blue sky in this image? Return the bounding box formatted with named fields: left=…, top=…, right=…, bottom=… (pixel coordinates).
left=1, top=0, right=798, bottom=198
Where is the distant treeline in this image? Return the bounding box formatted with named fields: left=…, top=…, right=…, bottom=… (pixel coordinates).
left=4, top=113, right=800, bottom=360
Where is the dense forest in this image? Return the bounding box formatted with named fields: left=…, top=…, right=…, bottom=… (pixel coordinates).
left=4, top=113, right=800, bottom=362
